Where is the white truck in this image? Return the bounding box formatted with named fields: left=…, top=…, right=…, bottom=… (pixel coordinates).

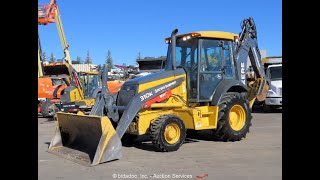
left=263, top=57, right=282, bottom=112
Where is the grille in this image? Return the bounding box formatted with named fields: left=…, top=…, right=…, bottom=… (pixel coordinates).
left=279, top=88, right=282, bottom=96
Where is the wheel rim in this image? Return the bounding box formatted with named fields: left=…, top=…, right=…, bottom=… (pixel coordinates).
left=164, top=123, right=180, bottom=144
left=48, top=103, right=55, bottom=116
left=228, top=105, right=246, bottom=131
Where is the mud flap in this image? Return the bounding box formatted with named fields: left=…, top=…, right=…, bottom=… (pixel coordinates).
left=48, top=112, right=122, bottom=166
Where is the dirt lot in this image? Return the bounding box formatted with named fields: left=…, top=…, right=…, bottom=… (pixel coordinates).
left=38, top=110, right=282, bottom=180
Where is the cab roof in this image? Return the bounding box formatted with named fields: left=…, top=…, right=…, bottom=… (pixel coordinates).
left=165, top=31, right=238, bottom=41
left=194, top=31, right=238, bottom=40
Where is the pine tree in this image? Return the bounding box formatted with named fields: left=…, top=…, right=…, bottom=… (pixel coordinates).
left=97, top=64, right=102, bottom=71
left=76, top=56, right=82, bottom=64
left=106, top=49, right=113, bottom=72
left=84, top=50, right=92, bottom=64
left=136, top=52, right=142, bottom=62
left=41, top=51, right=47, bottom=63
left=49, top=52, right=56, bottom=63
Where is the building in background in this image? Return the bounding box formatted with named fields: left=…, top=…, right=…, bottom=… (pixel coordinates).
left=72, top=64, right=98, bottom=72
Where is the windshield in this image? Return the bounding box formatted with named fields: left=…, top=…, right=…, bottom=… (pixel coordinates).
left=165, top=38, right=198, bottom=70
left=51, top=79, right=65, bottom=86
left=268, top=66, right=282, bottom=80
left=79, top=74, right=100, bottom=97
left=165, top=38, right=224, bottom=70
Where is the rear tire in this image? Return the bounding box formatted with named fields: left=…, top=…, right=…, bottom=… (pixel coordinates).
left=213, top=92, right=252, bottom=141
left=40, top=100, right=56, bottom=118
left=150, top=115, right=186, bottom=152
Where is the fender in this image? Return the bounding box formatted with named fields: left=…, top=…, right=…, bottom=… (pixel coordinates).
left=60, top=86, right=77, bottom=103
left=211, top=79, right=247, bottom=106
left=53, top=84, right=64, bottom=98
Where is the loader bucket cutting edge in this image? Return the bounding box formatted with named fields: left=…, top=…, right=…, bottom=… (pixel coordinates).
left=47, top=112, right=122, bottom=166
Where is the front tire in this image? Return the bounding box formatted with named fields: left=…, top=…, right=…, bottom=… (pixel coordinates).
left=213, top=92, right=252, bottom=141
left=40, top=100, right=56, bottom=118
left=150, top=115, right=186, bottom=152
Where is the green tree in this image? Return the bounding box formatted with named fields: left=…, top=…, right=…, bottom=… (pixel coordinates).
left=106, top=49, right=113, bottom=72
left=49, top=52, right=56, bottom=63
left=136, top=52, right=142, bottom=62
left=41, top=51, right=47, bottom=62
left=96, top=64, right=102, bottom=71
left=76, top=56, right=82, bottom=64
left=84, top=50, right=92, bottom=64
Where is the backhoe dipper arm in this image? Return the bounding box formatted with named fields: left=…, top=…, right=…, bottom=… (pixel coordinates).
left=234, top=17, right=270, bottom=102
left=90, top=64, right=119, bottom=121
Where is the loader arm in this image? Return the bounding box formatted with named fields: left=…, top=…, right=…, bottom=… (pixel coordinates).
left=234, top=17, right=270, bottom=103
left=89, top=64, right=119, bottom=120
left=90, top=66, right=184, bottom=139
left=49, top=63, right=184, bottom=166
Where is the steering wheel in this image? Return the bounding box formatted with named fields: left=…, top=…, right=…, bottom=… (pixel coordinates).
left=185, top=61, right=197, bottom=72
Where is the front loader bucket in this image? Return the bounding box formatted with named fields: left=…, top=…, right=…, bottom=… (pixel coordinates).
left=48, top=112, right=122, bottom=166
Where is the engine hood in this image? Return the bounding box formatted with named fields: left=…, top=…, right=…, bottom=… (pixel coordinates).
left=124, top=69, right=185, bottom=86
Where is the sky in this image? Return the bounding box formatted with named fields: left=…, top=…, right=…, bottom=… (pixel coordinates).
left=38, top=0, right=282, bottom=66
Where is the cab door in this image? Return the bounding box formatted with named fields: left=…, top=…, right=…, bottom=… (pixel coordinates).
left=198, top=39, right=234, bottom=101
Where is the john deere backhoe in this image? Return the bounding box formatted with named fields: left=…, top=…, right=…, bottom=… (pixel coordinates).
left=48, top=17, right=269, bottom=166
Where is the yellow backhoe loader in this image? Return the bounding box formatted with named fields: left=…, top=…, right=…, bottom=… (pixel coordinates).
left=48, top=17, right=269, bottom=166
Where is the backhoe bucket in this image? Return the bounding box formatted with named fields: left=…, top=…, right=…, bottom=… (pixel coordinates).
left=48, top=112, right=122, bottom=166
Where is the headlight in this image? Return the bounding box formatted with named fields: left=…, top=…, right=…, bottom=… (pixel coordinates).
left=182, top=35, right=191, bottom=41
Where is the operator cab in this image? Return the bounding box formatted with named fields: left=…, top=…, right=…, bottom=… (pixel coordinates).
left=165, top=31, right=238, bottom=102
left=78, top=72, right=100, bottom=98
